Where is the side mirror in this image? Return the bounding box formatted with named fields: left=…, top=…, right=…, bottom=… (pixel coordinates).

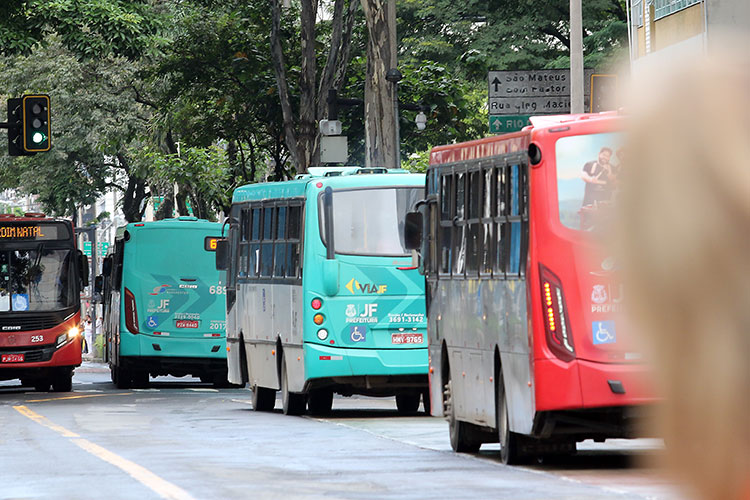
left=93, top=275, right=104, bottom=303
left=102, top=255, right=112, bottom=277
left=215, top=239, right=228, bottom=271
left=78, top=250, right=90, bottom=287
left=404, top=211, right=423, bottom=250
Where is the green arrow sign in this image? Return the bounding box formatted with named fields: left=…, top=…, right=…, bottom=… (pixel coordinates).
left=489, top=115, right=531, bottom=134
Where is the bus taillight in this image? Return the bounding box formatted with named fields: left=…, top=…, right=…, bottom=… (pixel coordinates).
left=539, top=265, right=574, bottom=361
left=124, top=287, right=139, bottom=334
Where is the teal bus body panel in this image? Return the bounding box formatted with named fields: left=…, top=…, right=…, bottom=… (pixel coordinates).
left=117, top=219, right=226, bottom=367
left=231, top=172, right=428, bottom=395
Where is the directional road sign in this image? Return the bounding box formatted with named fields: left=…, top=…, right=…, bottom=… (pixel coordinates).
left=489, top=115, right=531, bottom=134
left=488, top=69, right=596, bottom=116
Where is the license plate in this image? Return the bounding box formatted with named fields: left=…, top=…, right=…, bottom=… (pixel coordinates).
left=1, top=353, right=24, bottom=363
left=391, top=333, right=423, bottom=345
left=175, top=320, right=199, bottom=329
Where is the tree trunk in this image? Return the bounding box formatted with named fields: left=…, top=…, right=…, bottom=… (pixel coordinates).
left=298, top=0, right=319, bottom=172
left=360, top=0, right=397, bottom=169
left=117, top=153, right=149, bottom=223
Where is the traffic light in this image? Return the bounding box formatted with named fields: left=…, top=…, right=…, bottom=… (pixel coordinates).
left=22, top=95, right=51, bottom=152
left=6, top=98, right=31, bottom=156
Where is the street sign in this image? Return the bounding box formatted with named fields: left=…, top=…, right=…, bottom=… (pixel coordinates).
left=83, top=241, right=92, bottom=257
left=489, top=115, right=531, bottom=134
left=98, top=242, right=110, bottom=255
left=488, top=69, right=594, bottom=98
left=488, top=69, right=597, bottom=116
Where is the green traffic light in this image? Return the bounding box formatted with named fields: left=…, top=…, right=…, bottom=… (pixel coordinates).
left=32, top=132, right=46, bottom=144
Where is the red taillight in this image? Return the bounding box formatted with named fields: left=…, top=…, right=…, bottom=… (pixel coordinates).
left=311, top=298, right=322, bottom=310
left=539, top=265, right=574, bottom=361
left=124, top=287, right=139, bottom=334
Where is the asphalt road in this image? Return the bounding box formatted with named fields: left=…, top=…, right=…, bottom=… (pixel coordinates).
left=0, top=362, right=681, bottom=500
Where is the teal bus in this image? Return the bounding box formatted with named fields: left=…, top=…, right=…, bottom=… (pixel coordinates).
left=218, top=167, right=428, bottom=415
left=97, top=217, right=229, bottom=388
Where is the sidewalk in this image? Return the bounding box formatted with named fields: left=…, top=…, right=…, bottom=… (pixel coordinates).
left=76, top=360, right=110, bottom=374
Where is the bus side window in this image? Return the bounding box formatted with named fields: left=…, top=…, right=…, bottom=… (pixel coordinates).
left=439, top=172, right=453, bottom=277
left=273, top=205, right=287, bottom=278
left=239, top=208, right=249, bottom=278
left=260, top=206, right=274, bottom=277
left=452, top=171, right=466, bottom=276
left=287, top=204, right=302, bottom=280
left=480, top=166, right=495, bottom=276
left=249, top=207, right=261, bottom=277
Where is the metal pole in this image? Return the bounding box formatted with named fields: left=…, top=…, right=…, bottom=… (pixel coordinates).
left=570, top=0, right=585, bottom=114
left=91, top=228, right=98, bottom=359
left=392, top=79, right=400, bottom=170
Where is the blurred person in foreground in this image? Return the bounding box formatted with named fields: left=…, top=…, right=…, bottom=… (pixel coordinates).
left=620, top=45, right=750, bottom=500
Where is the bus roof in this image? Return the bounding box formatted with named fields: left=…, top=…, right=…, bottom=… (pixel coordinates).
left=115, top=217, right=220, bottom=240
left=232, top=171, right=425, bottom=204
left=430, top=112, right=621, bottom=165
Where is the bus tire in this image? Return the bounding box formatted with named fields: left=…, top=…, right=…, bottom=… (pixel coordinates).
left=252, top=385, right=276, bottom=412
left=307, top=389, right=333, bottom=416
left=33, top=379, right=51, bottom=392
left=114, top=366, right=131, bottom=389
left=396, top=393, right=420, bottom=414
left=131, top=370, right=149, bottom=389
left=496, top=371, right=523, bottom=465
left=52, top=369, right=73, bottom=392
left=281, top=356, right=305, bottom=416
left=422, top=389, right=431, bottom=415
left=445, top=377, right=481, bottom=453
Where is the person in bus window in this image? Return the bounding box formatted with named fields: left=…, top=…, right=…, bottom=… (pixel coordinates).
left=581, top=146, right=614, bottom=207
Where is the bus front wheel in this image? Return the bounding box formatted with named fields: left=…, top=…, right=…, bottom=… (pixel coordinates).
left=51, top=369, right=73, bottom=392
left=252, top=385, right=276, bottom=412
left=33, top=379, right=51, bottom=392
left=113, top=366, right=131, bottom=389
left=307, top=389, right=333, bottom=416
left=281, top=356, right=305, bottom=415
left=445, top=378, right=481, bottom=453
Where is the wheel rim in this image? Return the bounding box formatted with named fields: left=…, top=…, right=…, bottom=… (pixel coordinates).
left=281, top=361, right=289, bottom=411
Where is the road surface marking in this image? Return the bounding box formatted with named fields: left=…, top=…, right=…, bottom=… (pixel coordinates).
left=26, top=392, right=131, bottom=403
left=13, top=405, right=80, bottom=438
left=13, top=405, right=196, bottom=500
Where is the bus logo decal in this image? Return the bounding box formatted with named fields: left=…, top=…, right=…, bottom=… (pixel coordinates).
left=345, top=304, right=357, bottom=318
left=345, top=278, right=387, bottom=295
left=592, top=321, right=617, bottom=345
left=349, top=326, right=367, bottom=343
left=150, top=284, right=171, bottom=295
left=591, top=285, right=607, bottom=304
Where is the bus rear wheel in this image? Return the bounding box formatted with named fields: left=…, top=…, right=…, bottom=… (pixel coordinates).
left=252, top=385, right=276, bottom=412
left=33, top=379, right=51, bottom=392
left=496, top=372, right=523, bottom=465
left=396, top=392, right=420, bottom=414
left=51, top=369, right=73, bottom=392
left=113, top=366, right=131, bottom=389
left=445, top=378, right=481, bottom=453
left=131, top=371, right=149, bottom=389
left=307, top=389, right=333, bottom=416
left=281, top=357, right=305, bottom=416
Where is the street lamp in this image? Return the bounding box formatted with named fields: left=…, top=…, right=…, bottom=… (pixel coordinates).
left=415, top=111, right=427, bottom=131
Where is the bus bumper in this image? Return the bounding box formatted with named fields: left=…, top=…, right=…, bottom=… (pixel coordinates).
left=0, top=336, right=82, bottom=381
left=303, top=342, right=428, bottom=394
left=535, top=357, right=657, bottom=411
left=129, top=334, right=227, bottom=360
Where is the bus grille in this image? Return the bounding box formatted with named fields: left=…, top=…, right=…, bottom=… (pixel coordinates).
left=0, top=314, right=68, bottom=332
left=0, top=345, right=56, bottom=362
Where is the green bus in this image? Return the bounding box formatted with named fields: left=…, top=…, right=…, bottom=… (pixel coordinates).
left=98, top=217, right=229, bottom=388
left=218, top=167, right=428, bottom=415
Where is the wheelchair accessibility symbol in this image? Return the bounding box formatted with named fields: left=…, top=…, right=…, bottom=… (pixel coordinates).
left=349, top=326, right=366, bottom=343
left=592, top=320, right=616, bottom=345
left=147, top=316, right=159, bottom=329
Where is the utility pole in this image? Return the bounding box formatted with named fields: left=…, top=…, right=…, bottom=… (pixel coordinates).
left=387, top=0, right=400, bottom=169
left=570, top=0, right=585, bottom=114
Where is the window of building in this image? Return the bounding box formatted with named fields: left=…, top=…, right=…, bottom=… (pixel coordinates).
left=653, top=0, right=700, bottom=20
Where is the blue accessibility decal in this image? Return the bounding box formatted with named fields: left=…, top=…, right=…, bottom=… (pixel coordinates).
left=592, top=320, right=616, bottom=345
left=349, top=325, right=367, bottom=343
left=146, top=316, right=159, bottom=329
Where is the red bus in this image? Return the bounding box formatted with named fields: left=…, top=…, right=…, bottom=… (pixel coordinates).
left=0, top=214, right=88, bottom=391
left=404, top=113, right=656, bottom=463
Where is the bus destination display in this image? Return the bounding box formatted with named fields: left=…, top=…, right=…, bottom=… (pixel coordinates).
left=0, top=223, right=68, bottom=241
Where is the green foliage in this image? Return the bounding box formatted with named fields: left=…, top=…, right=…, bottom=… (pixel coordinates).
left=0, top=0, right=164, bottom=59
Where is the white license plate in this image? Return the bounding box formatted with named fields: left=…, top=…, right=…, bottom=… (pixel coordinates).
left=391, top=333, right=423, bottom=345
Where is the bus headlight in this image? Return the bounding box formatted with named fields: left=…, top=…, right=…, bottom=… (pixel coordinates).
left=56, top=333, right=68, bottom=347
left=317, top=329, right=329, bottom=341
left=68, top=327, right=80, bottom=339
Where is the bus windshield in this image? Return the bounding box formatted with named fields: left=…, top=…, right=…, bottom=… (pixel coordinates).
left=0, top=248, right=77, bottom=312
left=324, top=187, right=423, bottom=256
left=556, top=132, right=624, bottom=232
